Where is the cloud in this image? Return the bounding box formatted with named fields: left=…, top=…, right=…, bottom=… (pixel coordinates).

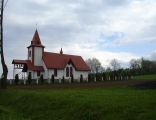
left=148, top=50, right=156, bottom=61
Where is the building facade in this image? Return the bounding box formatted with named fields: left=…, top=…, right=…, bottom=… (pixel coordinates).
left=12, top=30, right=90, bottom=84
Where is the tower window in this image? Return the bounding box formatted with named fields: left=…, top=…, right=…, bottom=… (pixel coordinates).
left=29, top=51, right=31, bottom=57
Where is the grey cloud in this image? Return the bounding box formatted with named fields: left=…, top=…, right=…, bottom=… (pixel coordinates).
left=2, top=0, right=156, bottom=78
left=102, top=0, right=131, bottom=7
left=150, top=51, right=156, bottom=61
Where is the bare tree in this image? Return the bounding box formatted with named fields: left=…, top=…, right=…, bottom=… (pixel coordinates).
left=110, top=59, right=120, bottom=71
left=0, top=0, right=8, bottom=89
left=129, top=59, right=141, bottom=69
left=86, top=58, right=102, bottom=73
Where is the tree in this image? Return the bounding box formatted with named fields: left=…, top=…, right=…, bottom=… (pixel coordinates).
left=141, top=58, right=156, bottom=74
left=110, top=59, right=120, bottom=71
left=130, top=59, right=141, bottom=70
left=86, top=58, right=102, bottom=73
left=71, top=75, right=74, bottom=83
left=129, top=59, right=141, bottom=75
left=80, top=74, right=83, bottom=82
left=62, top=76, right=65, bottom=83
left=0, top=0, right=8, bottom=89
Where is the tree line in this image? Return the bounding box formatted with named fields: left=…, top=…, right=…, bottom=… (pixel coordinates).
left=86, top=57, right=156, bottom=81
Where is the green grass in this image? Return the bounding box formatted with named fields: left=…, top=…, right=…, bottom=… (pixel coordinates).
left=133, top=74, right=156, bottom=80
left=0, top=86, right=156, bottom=120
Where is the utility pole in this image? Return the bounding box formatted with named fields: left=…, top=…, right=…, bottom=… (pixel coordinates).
left=0, top=0, right=8, bottom=89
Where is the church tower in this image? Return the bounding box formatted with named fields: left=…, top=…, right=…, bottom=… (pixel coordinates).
left=27, top=30, right=45, bottom=66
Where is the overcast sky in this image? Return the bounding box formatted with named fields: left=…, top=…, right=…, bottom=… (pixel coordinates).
left=1, top=0, right=156, bottom=78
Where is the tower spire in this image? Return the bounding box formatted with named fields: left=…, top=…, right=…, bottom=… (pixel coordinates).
left=36, top=23, right=38, bottom=30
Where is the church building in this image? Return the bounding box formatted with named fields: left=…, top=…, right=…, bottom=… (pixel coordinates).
left=12, top=30, right=90, bottom=84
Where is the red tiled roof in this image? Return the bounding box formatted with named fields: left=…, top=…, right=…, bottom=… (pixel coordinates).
left=42, top=52, right=90, bottom=71
left=27, top=29, right=45, bottom=48
left=12, top=59, right=44, bottom=72
left=26, top=60, right=44, bottom=71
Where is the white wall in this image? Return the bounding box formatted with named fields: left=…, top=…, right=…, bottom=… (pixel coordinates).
left=34, top=47, right=43, bottom=66
left=64, top=64, right=89, bottom=81
left=27, top=62, right=89, bottom=82
left=46, top=69, right=64, bottom=80
left=74, top=71, right=89, bottom=81
left=27, top=70, right=36, bottom=79
left=47, top=69, right=54, bottom=79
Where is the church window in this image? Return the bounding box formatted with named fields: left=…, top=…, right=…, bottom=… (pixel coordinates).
left=54, top=69, right=57, bottom=77
left=29, top=50, right=31, bottom=57
left=66, top=67, right=69, bottom=77
left=70, top=67, right=73, bottom=77
left=37, top=71, right=40, bottom=76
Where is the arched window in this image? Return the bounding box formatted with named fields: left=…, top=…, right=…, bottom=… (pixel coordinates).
left=54, top=69, right=57, bottom=77
left=70, top=67, right=73, bottom=77
left=29, top=50, right=31, bottom=57
left=66, top=67, right=69, bottom=77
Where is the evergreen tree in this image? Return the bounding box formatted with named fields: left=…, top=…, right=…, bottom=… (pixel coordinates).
left=27, top=73, right=32, bottom=85
left=51, top=74, right=54, bottom=83
left=40, top=75, right=44, bottom=84
left=15, top=74, right=19, bottom=85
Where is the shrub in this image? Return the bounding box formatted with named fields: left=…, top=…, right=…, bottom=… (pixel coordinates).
left=71, top=75, right=74, bottom=83
left=102, top=73, right=106, bottom=81
left=51, top=74, right=54, bottom=83
left=15, top=74, right=19, bottom=85
left=27, top=73, right=32, bottom=85
left=62, top=76, right=65, bottom=83
left=88, top=73, right=95, bottom=82
left=40, top=75, right=44, bottom=84
left=80, top=74, right=83, bottom=82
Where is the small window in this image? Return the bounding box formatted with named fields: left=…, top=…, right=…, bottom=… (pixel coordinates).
left=29, top=51, right=31, bottom=57
left=37, top=71, right=40, bottom=76
left=66, top=67, right=69, bottom=77
left=54, top=69, right=57, bottom=77
left=70, top=67, right=73, bottom=77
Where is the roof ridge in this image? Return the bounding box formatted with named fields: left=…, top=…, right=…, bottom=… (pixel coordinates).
left=44, top=51, right=81, bottom=57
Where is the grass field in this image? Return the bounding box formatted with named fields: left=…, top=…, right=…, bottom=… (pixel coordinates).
left=0, top=81, right=156, bottom=120
left=133, top=74, right=156, bottom=80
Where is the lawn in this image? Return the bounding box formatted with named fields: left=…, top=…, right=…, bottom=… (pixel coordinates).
left=133, top=74, right=156, bottom=80
left=0, top=83, right=156, bottom=120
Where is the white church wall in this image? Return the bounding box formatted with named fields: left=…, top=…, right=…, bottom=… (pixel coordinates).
left=47, top=69, right=54, bottom=79
left=27, top=70, right=36, bottom=79
left=64, top=64, right=88, bottom=81
left=27, top=61, right=89, bottom=83
left=74, top=71, right=89, bottom=81
left=34, top=47, right=43, bottom=66
left=47, top=69, right=64, bottom=80
left=56, top=70, right=64, bottom=79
